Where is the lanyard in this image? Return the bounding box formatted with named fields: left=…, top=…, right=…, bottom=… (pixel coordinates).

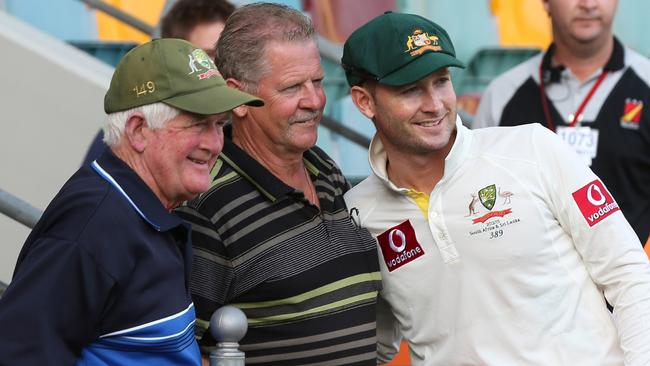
left=538, top=63, right=609, bottom=131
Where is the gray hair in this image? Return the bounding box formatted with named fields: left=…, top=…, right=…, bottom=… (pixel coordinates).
left=103, top=102, right=181, bottom=146
left=215, top=2, right=316, bottom=92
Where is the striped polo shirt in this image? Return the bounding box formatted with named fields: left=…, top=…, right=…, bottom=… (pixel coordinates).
left=176, top=134, right=381, bottom=365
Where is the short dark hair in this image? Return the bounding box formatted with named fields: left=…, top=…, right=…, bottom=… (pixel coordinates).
left=160, top=0, right=235, bottom=39
left=360, top=78, right=378, bottom=97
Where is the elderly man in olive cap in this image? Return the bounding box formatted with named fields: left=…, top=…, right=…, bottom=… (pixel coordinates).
left=0, top=38, right=261, bottom=365
left=342, top=11, right=650, bottom=366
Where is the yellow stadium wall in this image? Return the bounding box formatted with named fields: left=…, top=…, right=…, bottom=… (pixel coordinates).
left=96, top=0, right=165, bottom=43
left=490, top=0, right=551, bottom=49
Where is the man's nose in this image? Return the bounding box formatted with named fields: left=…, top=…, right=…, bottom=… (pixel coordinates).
left=202, top=122, right=224, bottom=155
left=299, top=81, right=326, bottom=110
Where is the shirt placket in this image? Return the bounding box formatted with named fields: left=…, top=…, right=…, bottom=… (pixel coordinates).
left=428, top=194, right=458, bottom=264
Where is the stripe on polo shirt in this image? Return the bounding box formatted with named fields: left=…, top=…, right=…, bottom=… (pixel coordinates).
left=178, top=141, right=379, bottom=366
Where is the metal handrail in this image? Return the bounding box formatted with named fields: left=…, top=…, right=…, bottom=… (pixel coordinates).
left=78, top=0, right=155, bottom=35
left=321, top=116, right=370, bottom=148
left=0, top=280, right=7, bottom=298
left=0, top=188, right=39, bottom=298
left=0, top=187, right=42, bottom=229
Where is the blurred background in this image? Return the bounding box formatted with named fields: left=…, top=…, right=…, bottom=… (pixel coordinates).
left=1, top=0, right=649, bottom=292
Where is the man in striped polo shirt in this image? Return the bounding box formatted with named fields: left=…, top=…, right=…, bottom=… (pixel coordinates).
left=176, top=3, right=381, bottom=365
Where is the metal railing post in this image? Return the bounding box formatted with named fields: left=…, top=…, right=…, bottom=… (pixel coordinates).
left=209, top=306, right=248, bottom=366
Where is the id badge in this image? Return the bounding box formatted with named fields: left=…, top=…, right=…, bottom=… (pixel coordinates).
left=556, top=126, right=599, bottom=166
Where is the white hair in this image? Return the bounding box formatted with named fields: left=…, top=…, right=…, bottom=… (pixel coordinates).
left=103, top=102, right=181, bottom=146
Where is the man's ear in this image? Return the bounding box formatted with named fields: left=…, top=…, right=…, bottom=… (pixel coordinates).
left=124, top=113, right=148, bottom=152
left=226, top=78, right=252, bottom=118
left=350, top=85, right=376, bottom=120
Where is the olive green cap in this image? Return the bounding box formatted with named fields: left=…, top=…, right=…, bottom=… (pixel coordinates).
left=104, top=38, right=263, bottom=114
left=342, top=12, right=465, bottom=87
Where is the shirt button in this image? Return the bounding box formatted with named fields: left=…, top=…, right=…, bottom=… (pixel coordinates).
left=438, top=232, right=448, bottom=241
left=430, top=211, right=438, bottom=219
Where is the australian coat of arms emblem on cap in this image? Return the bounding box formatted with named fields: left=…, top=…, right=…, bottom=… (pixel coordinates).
left=188, top=48, right=220, bottom=80
left=405, top=28, right=441, bottom=57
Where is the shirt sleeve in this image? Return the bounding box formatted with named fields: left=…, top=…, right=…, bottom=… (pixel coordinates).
left=533, top=124, right=650, bottom=366
left=0, top=237, right=115, bottom=364
left=376, top=294, right=403, bottom=364
left=175, top=205, right=231, bottom=349
left=329, top=155, right=352, bottom=193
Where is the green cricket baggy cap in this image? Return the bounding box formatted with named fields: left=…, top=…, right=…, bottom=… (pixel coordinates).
left=104, top=38, right=263, bottom=114
left=342, top=11, right=465, bottom=87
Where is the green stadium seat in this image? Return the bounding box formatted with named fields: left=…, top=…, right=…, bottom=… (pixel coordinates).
left=456, top=47, right=541, bottom=96
left=67, top=40, right=137, bottom=67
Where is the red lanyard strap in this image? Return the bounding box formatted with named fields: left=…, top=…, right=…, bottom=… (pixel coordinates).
left=538, top=63, right=609, bottom=130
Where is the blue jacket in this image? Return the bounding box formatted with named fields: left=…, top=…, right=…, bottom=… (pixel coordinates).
left=0, top=149, right=201, bottom=365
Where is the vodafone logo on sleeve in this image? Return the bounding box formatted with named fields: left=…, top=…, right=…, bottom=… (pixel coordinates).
left=572, top=179, right=620, bottom=227
left=377, top=220, right=425, bottom=272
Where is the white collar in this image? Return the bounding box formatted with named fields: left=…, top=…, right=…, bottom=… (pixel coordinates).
left=368, top=115, right=471, bottom=193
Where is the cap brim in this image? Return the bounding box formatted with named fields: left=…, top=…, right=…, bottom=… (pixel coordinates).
left=380, top=52, right=466, bottom=86
left=163, top=85, right=264, bottom=115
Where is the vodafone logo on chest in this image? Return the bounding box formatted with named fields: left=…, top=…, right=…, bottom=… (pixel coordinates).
left=572, top=179, right=620, bottom=227
left=377, top=220, right=425, bottom=272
